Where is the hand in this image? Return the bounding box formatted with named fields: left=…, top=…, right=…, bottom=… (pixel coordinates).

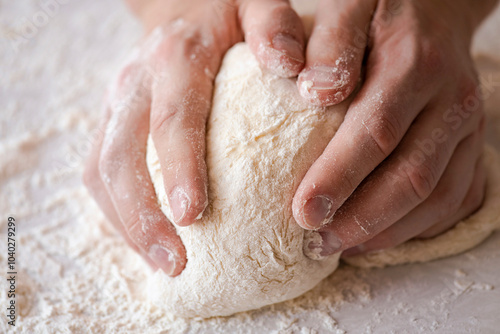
left=84, top=0, right=308, bottom=275
left=292, top=0, right=497, bottom=257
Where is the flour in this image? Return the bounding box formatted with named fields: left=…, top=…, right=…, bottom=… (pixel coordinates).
left=0, top=2, right=362, bottom=332
left=1, top=0, right=500, bottom=333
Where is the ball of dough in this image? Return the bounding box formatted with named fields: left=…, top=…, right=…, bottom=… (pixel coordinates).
left=146, top=43, right=345, bottom=318
left=146, top=43, right=500, bottom=318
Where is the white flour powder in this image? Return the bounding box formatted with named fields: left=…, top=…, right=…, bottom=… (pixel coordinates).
left=1, top=0, right=500, bottom=333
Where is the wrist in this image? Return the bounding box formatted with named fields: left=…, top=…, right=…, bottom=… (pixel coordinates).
left=453, top=0, right=498, bottom=39
left=431, top=0, right=498, bottom=51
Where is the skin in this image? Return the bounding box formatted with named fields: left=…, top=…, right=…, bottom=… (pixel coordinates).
left=84, top=0, right=498, bottom=276
left=293, top=0, right=497, bottom=258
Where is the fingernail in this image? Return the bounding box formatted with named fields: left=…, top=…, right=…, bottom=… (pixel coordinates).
left=303, top=230, right=324, bottom=260
left=271, top=33, right=304, bottom=64
left=148, top=244, right=177, bottom=276
left=298, top=66, right=349, bottom=106
left=303, top=65, right=350, bottom=89
left=169, top=187, right=190, bottom=224
left=311, top=230, right=342, bottom=257
left=302, top=195, right=334, bottom=229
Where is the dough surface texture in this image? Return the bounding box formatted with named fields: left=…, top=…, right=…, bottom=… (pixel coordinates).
left=147, top=43, right=500, bottom=318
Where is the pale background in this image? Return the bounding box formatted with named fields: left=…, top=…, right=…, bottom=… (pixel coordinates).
left=1, top=0, right=500, bottom=333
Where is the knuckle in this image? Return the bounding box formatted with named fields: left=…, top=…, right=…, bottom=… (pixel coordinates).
left=115, top=62, right=142, bottom=89
left=109, top=66, right=150, bottom=109
left=394, top=36, right=446, bottom=86
left=337, top=169, right=361, bottom=199
left=123, top=215, right=148, bottom=249
left=313, top=24, right=346, bottom=43
left=124, top=210, right=165, bottom=249
left=310, top=25, right=362, bottom=63
left=362, top=111, right=402, bottom=156
left=177, top=31, right=204, bottom=58
left=436, top=190, right=462, bottom=221
left=150, top=104, right=180, bottom=138
left=150, top=91, right=209, bottom=140
left=156, top=24, right=213, bottom=64
left=417, top=39, right=446, bottom=74
left=124, top=215, right=141, bottom=238
left=403, top=162, right=437, bottom=201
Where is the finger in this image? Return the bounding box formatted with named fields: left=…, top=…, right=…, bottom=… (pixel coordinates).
left=309, top=96, right=483, bottom=256
left=308, top=90, right=484, bottom=255
left=292, top=3, right=483, bottom=230
left=148, top=25, right=227, bottom=227
left=100, top=75, right=186, bottom=276
left=418, top=157, right=486, bottom=239
left=298, top=0, right=377, bottom=106
left=84, top=107, right=137, bottom=248
left=293, top=58, right=438, bottom=230
left=83, top=106, right=159, bottom=269
left=341, top=131, right=483, bottom=257
left=240, top=0, right=305, bottom=77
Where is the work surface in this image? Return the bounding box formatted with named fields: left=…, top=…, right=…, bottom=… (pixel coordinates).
left=1, top=0, right=500, bottom=333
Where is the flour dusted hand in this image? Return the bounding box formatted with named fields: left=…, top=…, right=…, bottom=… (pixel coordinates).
left=84, top=0, right=308, bottom=276
left=291, top=0, right=499, bottom=257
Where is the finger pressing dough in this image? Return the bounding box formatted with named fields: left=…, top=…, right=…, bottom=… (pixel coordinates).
left=146, top=43, right=500, bottom=318
left=344, top=145, right=500, bottom=268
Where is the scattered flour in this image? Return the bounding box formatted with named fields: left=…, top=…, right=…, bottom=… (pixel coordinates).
left=1, top=0, right=500, bottom=333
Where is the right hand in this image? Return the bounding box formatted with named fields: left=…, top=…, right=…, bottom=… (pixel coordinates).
left=84, top=0, right=307, bottom=276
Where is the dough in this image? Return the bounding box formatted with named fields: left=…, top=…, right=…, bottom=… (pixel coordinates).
left=147, top=43, right=344, bottom=318
left=146, top=43, right=500, bottom=318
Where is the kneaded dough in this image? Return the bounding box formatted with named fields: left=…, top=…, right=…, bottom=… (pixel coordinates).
left=147, top=43, right=344, bottom=318
left=146, top=43, right=500, bottom=318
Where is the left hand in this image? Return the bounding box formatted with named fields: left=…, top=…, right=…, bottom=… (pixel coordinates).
left=85, top=0, right=309, bottom=275
left=292, top=0, right=495, bottom=257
